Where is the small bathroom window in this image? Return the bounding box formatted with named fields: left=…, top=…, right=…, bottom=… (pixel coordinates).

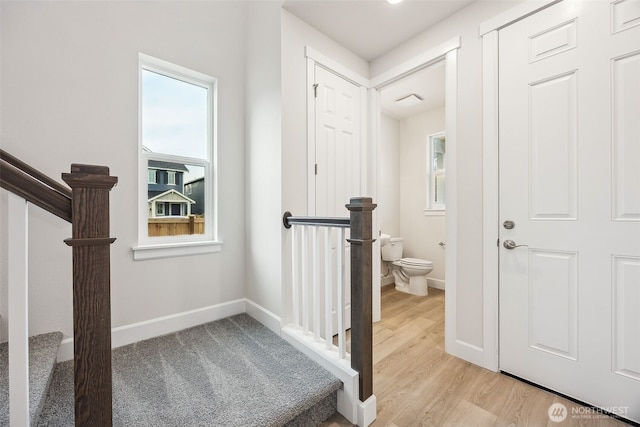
left=425, top=132, right=445, bottom=215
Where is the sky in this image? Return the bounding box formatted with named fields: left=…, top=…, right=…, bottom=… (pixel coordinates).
left=142, top=69, right=208, bottom=161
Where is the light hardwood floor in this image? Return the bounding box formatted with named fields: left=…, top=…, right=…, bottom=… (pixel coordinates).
left=321, top=286, right=631, bottom=427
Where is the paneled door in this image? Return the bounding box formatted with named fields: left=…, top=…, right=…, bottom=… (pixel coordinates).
left=314, top=65, right=362, bottom=334
left=499, top=0, right=640, bottom=421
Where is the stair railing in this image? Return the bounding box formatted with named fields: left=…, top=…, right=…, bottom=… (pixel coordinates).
left=281, top=197, right=376, bottom=427
left=1, top=149, right=117, bottom=426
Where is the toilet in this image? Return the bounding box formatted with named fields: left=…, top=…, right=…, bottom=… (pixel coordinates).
left=380, top=236, right=433, bottom=296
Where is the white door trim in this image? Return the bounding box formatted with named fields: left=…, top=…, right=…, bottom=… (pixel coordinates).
left=370, top=38, right=460, bottom=357
left=479, top=0, right=560, bottom=35
left=370, top=37, right=460, bottom=88
left=480, top=0, right=561, bottom=372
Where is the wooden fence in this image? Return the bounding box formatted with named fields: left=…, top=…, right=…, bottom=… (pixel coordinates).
left=148, top=215, right=204, bottom=236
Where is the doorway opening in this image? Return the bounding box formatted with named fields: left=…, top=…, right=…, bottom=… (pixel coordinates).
left=371, top=39, right=459, bottom=358
left=377, top=60, right=447, bottom=302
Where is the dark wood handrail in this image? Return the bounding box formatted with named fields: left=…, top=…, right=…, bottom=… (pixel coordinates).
left=0, top=149, right=72, bottom=222
left=282, top=211, right=351, bottom=228
left=2, top=150, right=117, bottom=426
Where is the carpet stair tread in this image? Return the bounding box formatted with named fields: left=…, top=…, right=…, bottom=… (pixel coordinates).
left=0, top=331, right=64, bottom=426
left=37, top=314, right=341, bottom=426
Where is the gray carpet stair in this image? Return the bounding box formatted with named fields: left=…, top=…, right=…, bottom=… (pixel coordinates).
left=37, top=314, right=341, bottom=426
left=0, top=331, right=64, bottom=426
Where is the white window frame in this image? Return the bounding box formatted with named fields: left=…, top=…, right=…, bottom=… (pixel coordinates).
left=148, top=169, right=157, bottom=184
left=167, top=171, right=176, bottom=186
left=133, top=53, right=221, bottom=260
left=425, top=131, right=446, bottom=216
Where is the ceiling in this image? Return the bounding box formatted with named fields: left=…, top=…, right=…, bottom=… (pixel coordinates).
left=379, top=60, right=445, bottom=119
left=282, top=0, right=474, bottom=62
left=282, top=0, right=468, bottom=119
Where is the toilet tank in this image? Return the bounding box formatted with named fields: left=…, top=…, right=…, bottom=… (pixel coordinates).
left=381, top=237, right=404, bottom=261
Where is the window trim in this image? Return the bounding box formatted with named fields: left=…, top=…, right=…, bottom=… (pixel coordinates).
left=167, top=171, right=176, bottom=186
left=134, top=53, right=221, bottom=260
left=148, top=169, right=157, bottom=184
left=425, top=131, right=446, bottom=216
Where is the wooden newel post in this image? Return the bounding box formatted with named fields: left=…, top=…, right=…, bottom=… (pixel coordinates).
left=63, top=164, right=117, bottom=426
left=346, top=196, right=376, bottom=402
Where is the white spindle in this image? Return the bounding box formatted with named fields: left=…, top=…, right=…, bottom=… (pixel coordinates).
left=291, top=225, right=299, bottom=327
left=8, top=193, right=30, bottom=426
left=312, top=226, right=320, bottom=342
left=301, top=226, right=308, bottom=335
left=324, top=227, right=332, bottom=349
left=337, top=227, right=346, bottom=359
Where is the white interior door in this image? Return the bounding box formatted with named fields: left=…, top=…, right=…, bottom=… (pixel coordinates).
left=499, top=0, right=640, bottom=422
left=315, top=65, right=361, bottom=217
left=314, top=65, right=361, bottom=334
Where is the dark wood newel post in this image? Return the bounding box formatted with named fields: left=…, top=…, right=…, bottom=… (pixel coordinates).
left=63, top=164, right=117, bottom=426
left=346, top=196, right=376, bottom=402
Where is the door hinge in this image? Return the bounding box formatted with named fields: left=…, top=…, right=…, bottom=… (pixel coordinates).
left=313, top=83, right=319, bottom=98
left=497, top=238, right=500, bottom=247
left=315, top=163, right=318, bottom=175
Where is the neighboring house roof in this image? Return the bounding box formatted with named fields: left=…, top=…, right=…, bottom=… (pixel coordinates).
left=184, top=176, right=204, bottom=186
left=148, top=160, right=189, bottom=172
left=147, top=189, right=196, bottom=204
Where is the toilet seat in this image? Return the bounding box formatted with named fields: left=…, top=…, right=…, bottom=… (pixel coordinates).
left=397, top=257, right=433, bottom=268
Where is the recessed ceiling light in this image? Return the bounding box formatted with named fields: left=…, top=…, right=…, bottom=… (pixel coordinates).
left=387, top=0, right=403, bottom=4
left=395, top=94, right=423, bottom=107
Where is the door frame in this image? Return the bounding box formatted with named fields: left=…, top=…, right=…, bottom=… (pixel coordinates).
left=480, top=0, right=563, bottom=372
left=370, top=37, right=460, bottom=347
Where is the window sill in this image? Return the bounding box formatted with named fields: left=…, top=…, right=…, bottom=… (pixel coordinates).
left=132, top=239, right=223, bottom=260
left=424, top=209, right=445, bottom=216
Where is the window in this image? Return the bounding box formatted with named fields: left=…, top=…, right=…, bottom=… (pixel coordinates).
left=134, top=54, right=220, bottom=260
left=426, top=132, right=446, bottom=215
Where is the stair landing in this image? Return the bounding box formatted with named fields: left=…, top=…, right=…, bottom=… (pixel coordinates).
left=38, top=314, right=341, bottom=426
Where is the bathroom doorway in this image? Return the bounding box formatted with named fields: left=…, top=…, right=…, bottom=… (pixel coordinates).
left=371, top=39, right=458, bottom=355
left=377, top=59, right=447, bottom=305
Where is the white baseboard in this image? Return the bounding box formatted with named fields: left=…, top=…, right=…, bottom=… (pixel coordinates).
left=57, top=299, right=246, bottom=361
left=245, top=299, right=281, bottom=335
left=428, top=278, right=446, bottom=290
left=380, top=275, right=394, bottom=287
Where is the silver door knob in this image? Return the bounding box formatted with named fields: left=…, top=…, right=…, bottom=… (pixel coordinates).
left=503, top=239, right=528, bottom=250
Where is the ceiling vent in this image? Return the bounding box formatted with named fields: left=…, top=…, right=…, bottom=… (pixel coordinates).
left=395, top=93, right=423, bottom=107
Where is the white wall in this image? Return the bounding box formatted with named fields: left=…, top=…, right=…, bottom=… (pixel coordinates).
left=280, top=10, right=368, bottom=324
left=371, top=1, right=519, bottom=354
left=0, top=1, right=247, bottom=341
left=245, top=1, right=283, bottom=329
left=399, top=108, right=446, bottom=283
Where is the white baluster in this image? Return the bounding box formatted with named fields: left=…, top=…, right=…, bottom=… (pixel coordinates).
left=8, top=193, right=30, bottom=426
left=312, top=226, right=320, bottom=342
left=301, top=226, right=308, bottom=335
left=324, top=227, right=332, bottom=350
left=337, top=227, right=346, bottom=359
left=291, top=225, right=299, bottom=327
